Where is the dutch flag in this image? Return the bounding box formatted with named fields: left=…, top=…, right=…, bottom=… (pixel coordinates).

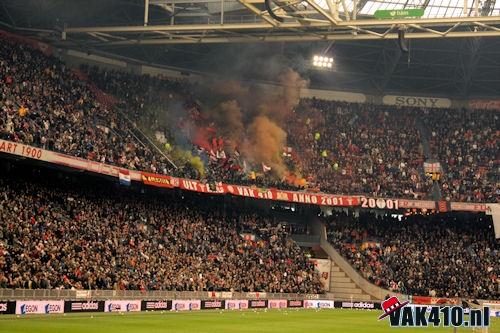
left=119, top=170, right=131, bottom=186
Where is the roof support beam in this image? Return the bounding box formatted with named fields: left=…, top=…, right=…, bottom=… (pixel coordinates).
left=237, top=0, right=279, bottom=26
left=355, top=0, right=368, bottom=14
left=91, top=30, right=500, bottom=45
left=408, top=24, right=445, bottom=36
left=340, top=0, right=351, bottom=20
left=481, top=0, right=496, bottom=16
left=64, top=15, right=500, bottom=34
left=60, top=12, right=500, bottom=45
left=325, top=0, right=340, bottom=20
left=304, top=0, right=339, bottom=24
left=1, top=1, right=16, bottom=26
left=452, top=37, right=482, bottom=97
left=421, top=0, right=431, bottom=10
left=144, top=0, right=150, bottom=26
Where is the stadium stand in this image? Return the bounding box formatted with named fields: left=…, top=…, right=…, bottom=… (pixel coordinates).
left=84, top=65, right=431, bottom=198
left=422, top=107, right=499, bottom=203
left=0, top=164, right=323, bottom=293
left=0, top=37, right=175, bottom=176
left=288, top=98, right=431, bottom=198
left=0, top=32, right=498, bottom=306
left=83, top=65, right=303, bottom=190
left=82, top=66, right=498, bottom=202
left=325, top=212, right=499, bottom=299
left=1, top=34, right=497, bottom=203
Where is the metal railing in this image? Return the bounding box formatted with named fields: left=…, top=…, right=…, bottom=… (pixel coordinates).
left=0, top=289, right=333, bottom=301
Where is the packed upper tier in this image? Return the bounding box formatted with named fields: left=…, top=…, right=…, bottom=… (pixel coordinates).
left=1, top=35, right=498, bottom=202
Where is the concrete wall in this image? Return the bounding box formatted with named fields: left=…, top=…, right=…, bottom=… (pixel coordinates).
left=291, top=234, right=320, bottom=247
left=61, top=49, right=129, bottom=72
left=59, top=49, right=203, bottom=82
left=300, top=88, right=366, bottom=103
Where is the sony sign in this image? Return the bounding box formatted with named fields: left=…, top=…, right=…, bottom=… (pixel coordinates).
left=383, top=95, right=452, bottom=108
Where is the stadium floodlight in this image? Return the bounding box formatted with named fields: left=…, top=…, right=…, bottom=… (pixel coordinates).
left=311, top=55, right=334, bottom=69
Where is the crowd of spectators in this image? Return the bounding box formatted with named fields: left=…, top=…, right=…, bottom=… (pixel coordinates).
left=0, top=35, right=497, bottom=202
left=326, top=212, right=499, bottom=299
left=83, top=65, right=309, bottom=190
left=288, top=99, right=431, bottom=199
left=422, top=107, right=499, bottom=203
left=83, top=64, right=191, bottom=124
left=0, top=170, right=322, bottom=293
left=0, top=37, right=175, bottom=176
left=83, top=66, right=432, bottom=198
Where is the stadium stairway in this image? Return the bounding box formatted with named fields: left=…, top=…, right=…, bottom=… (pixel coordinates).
left=310, top=218, right=404, bottom=302
left=328, top=262, right=373, bottom=301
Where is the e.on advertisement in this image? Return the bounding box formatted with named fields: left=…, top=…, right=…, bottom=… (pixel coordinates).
left=225, top=300, right=249, bottom=310
left=304, top=300, right=334, bottom=309
left=268, top=300, right=287, bottom=309
left=16, top=300, right=64, bottom=315
left=104, top=300, right=141, bottom=312
left=171, top=300, right=201, bottom=311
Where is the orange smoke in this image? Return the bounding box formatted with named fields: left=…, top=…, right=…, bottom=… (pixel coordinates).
left=199, top=69, right=309, bottom=178
left=285, top=172, right=308, bottom=188
left=242, top=116, right=287, bottom=176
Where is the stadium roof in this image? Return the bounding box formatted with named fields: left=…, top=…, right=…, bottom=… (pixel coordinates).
left=1, top=0, right=500, bottom=98
left=349, top=0, right=500, bottom=18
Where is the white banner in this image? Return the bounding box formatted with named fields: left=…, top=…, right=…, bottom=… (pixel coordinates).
left=0, top=139, right=142, bottom=181
left=304, top=300, right=334, bottom=309
left=104, top=300, right=141, bottom=312
left=382, top=95, right=452, bottom=108
left=0, top=140, right=45, bottom=160
left=225, top=300, right=248, bottom=310
left=172, top=300, right=201, bottom=311
left=450, top=202, right=488, bottom=212
left=246, top=292, right=266, bottom=299
left=16, top=300, right=64, bottom=315
left=75, top=290, right=91, bottom=299
left=220, top=292, right=233, bottom=299
left=207, top=292, right=221, bottom=298
left=268, top=300, right=287, bottom=309
left=309, top=258, right=331, bottom=291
